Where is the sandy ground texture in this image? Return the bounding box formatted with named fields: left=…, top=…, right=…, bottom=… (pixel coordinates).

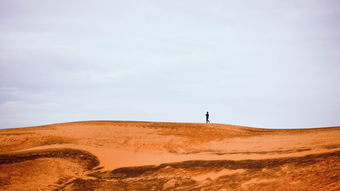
left=0, top=121, right=339, bottom=191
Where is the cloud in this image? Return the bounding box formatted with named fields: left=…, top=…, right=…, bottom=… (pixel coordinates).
left=1, top=0, right=340, bottom=128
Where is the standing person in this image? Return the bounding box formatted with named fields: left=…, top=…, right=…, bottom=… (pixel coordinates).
left=206, top=112, right=210, bottom=123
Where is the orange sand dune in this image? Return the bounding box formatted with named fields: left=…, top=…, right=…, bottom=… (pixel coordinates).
left=0, top=121, right=339, bottom=190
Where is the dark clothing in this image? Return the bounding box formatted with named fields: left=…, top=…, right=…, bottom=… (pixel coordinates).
left=206, top=112, right=210, bottom=123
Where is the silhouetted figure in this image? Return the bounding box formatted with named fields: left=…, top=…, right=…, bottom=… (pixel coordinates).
left=206, top=112, right=210, bottom=123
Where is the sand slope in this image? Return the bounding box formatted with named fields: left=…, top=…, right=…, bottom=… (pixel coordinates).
left=0, top=121, right=339, bottom=190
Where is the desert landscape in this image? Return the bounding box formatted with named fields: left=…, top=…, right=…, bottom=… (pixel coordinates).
left=2, top=0, right=339, bottom=190
left=0, top=121, right=339, bottom=191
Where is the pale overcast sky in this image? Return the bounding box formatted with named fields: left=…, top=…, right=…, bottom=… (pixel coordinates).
left=1, top=0, right=339, bottom=129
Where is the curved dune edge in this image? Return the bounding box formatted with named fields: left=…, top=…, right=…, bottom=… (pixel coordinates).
left=0, top=148, right=99, bottom=170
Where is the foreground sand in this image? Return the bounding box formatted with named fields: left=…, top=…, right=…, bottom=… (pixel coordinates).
left=0, top=121, right=339, bottom=191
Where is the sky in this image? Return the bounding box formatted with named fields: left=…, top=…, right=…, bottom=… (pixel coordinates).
left=1, top=0, right=340, bottom=129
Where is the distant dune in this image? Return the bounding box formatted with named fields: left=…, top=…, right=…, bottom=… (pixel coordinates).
left=0, top=121, right=339, bottom=190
